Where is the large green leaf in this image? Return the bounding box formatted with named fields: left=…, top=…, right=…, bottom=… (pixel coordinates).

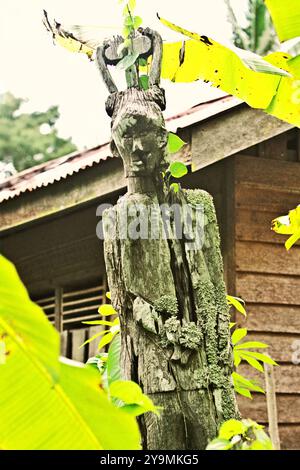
left=0, top=255, right=59, bottom=383
left=107, top=334, right=122, bottom=386
left=231, top=328, right=247, bottom=345
left=167, top=133, right=186, bottom=154
left=0, top=255, right=140, bottom=450
left=161, top=38, right=283, bottom=108
left=226, top=295, right=247, bottom=316
left=109, top=380, right=159, bottom=416
left=159, top=16, right=300, bottom=128
left=265, top=52, right=300, bottom=129
left=266, top=0, right=300, bottom=42
left=272, top=204, right=300, bottom=249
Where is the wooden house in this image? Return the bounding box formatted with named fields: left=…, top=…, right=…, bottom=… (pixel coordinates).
left=1, top=95, right=299, bottom=449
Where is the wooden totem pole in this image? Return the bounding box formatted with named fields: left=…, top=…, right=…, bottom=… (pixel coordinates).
left=97, top=28, right=239, bottom=450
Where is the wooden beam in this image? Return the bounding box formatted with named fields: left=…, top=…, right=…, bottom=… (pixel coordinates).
left=0, top=159, right=126, bottom=233
left=192, top=107, right=293, bottom=171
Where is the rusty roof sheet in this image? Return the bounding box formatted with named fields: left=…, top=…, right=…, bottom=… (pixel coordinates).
left=0, top=143, right=113, bottom=203
left=0, top=95, right=242, bottom=203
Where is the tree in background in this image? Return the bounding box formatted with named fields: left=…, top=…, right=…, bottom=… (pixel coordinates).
left=0, top=92, right=76, bottom=172
left=225, top=0, right=279, bottom=55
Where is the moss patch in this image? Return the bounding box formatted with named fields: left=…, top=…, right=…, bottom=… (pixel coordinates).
left=154, top=295, right=178, bottom=316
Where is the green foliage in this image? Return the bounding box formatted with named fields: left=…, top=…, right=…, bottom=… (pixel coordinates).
left=117, top=51, right=140, bottom=70
left=232, top=371, right=265, bottom=398
left=159, top=15, right=288, bottom=79
left=119, top=0, right=140, bottom=39
left=44, top=1, right=300, bottom=128
left=225, top=0, right=278, bottom=55
left=116, top=0, right=145, bottom=80
left=266, top=0, right=300, bottom=42
left=139, top=74, right=149, bottom=90
left=227, top=295, right=247, bottom=316
left=231, top=327, right=247, bottom=345
left=168, top=162, right=188, bottom=179
left=81, top=293, right=120, bottom=351
left=98, top=304, right=117, bottom=316
left=163, top=134, right=187, bottom=191
left=0, top=255, right=140, bottom=450
left=87, top=335, right=121, bottom=388
left=233, top=327, right=277, bottom=373
left=228, top=295, right=277, bottom=398
left=0, top=339, right=6, bottom=364
left=81, top=317, right=120, bottom=350
left=170, top=182, right=179, bottom=193
left=84, top=314, right=158, bottom=417
left=159, top=16, right=300, bottom=129
left=206, top=419, right=274, bottom=450
left=0, top=92, right=76, bottom=172
left=106, top=335, right=122, bottom=386
left=272, top=205, right=300, bottom=250
left=167, top=132, right=186, bottom=154
left=109, top=380, right=159, bottom=416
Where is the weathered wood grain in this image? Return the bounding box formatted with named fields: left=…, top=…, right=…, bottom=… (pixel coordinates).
left=71, top=329, right=86, bottom=362
left=235, top=155, right=300, bottom=191
left=279, top=425, right=300, bottom=449
left=88, top=326, right=103, bottom=357
left=238, top=364, right=300, bottom=394
left=236, top=184, right=300, bottom=213
left=236, top=273, right=300, bottom=305
left=238, top=304, right=300, bottom=334
left=238, top=394, right=300, bottom=423
left=60, top=330, right=68, bottom=357
left=192, top=107, right=293, bottom=171
left=236, top=332, right=300, bottom=363
left=258, top=133, right=289, bottom=160
left=236, top=208, right=292, bottom=244
left=236, top=241, right=300, bottom=276
left=103, top=80, right=239, bottom=448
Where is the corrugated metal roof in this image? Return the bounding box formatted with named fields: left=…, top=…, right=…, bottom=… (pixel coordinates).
left=167, top=95, right=242, bottom=131
left=0, top=143, right=113, bottom=203
left=0, top=95, right=242, bottom=203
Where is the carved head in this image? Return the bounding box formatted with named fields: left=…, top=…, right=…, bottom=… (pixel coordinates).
left=110, top=87, right=168, bottom=178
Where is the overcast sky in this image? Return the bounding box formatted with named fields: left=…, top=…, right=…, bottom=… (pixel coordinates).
left=0, top=0, right=247, bottom=149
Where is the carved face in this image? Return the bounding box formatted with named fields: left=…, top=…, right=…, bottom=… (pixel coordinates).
left=112, top=114, right=168, bottom=177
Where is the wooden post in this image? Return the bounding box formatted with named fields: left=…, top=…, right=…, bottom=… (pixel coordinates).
left=60, top=330, right=68, bottom=357
left=265, top=361, right=281, bottom=450
left=71, top=329, right=86, bottom=362
left=54, top=287, right=63, bottom=332
left=98, top=29, right=239, bottom=450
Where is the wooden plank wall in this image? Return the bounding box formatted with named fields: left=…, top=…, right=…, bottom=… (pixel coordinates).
left=233, top=154, right=300, bottom=449
left=60, top=326, right=103, bottom=362
left=0, top=202, right=107, bottom=297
